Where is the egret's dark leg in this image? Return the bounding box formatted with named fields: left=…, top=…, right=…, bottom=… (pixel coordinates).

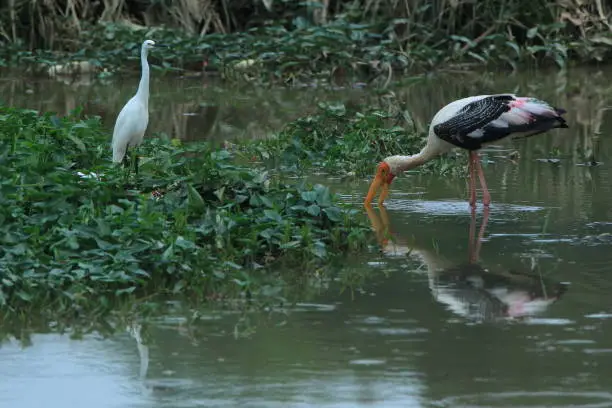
left=473, top=153, right=491, bottom=206
left=122, top=148, right=134, bottom=182
left=134, top=154, right=140, bottom=176
left=468, top=151, right=477, bottom=208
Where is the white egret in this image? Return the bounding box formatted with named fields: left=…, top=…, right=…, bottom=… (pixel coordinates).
left=111, top=39, right=163, bottom=174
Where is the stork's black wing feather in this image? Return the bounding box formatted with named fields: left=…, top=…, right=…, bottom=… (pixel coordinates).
left=433, top=95, right=514, bottom=150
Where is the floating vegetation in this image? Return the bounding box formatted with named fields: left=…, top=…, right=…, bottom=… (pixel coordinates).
left=0, top=106, right=371, bottom=312
left=2, top=0, right=612, bottom=85
left=242, top=102, right=465, bottom=178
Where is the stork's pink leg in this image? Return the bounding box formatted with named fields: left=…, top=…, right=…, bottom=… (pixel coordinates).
left=468, top=206, right=490, bottom=263
left=474, top=206, right=490, bottom=261
left=468, top=206, right=477, bottom=263
left=473, top=153, right=491, bottom=206
left=468, top=151, right=477, bottom=208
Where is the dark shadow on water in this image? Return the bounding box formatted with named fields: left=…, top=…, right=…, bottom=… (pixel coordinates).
left=365, top=205, right=569, bottom=323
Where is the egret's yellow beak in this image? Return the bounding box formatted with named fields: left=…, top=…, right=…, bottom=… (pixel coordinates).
left=364, top=162, right=394, bottom=207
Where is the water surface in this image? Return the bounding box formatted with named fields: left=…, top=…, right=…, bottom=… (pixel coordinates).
left=2, top=67, right=612, bottom=407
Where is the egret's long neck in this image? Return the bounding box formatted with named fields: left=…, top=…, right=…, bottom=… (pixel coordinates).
left=387, top=143, right=441, bottom=174
left=135, top=46, right=150, bottom=108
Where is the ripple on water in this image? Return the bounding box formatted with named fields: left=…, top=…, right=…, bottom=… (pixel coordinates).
left=355, top=327, right=429, bottom=336
left=585, top=313, right=612, bottom=319
left=348, top=358, right=387, bottom=366
left=291, top=303, right=337, bottom=312
left=361, top=316, right=386, bottom=324
left=556, top=339, right=596, bottom=345
left=522, top=318, right=575, bottom=326
left=378, top=199, right=545, bottom=216
left=583, top=348, right=612, bottom=354
left=141, top=378, right=198, bottom=395
left=433, top=391, right=612, bottom=408
left=488, top=233, right=575, bottom=245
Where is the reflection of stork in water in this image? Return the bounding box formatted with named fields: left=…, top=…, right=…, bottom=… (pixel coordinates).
left=127, top=322, right=152, bottom=396
left=127, top=322, right=181, bottom=395
left=365, top=206, right=568, bottom=322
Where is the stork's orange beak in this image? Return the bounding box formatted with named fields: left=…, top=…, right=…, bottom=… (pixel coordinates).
left=364, top=162, right=395, bottom=207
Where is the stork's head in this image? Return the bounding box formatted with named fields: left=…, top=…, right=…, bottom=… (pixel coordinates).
left=364, top=158, right=398, bottom=207
left=364, top=155, right=423, bottom=207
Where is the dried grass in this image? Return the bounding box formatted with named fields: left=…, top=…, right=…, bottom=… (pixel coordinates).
left=0, top=0, right=610, bottom=50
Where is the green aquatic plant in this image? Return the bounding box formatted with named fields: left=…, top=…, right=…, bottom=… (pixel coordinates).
left=0, top=105, right=371, bottom=311
left=3, top=3, right=612, bottom=86
left=242, top=102, right=465, bottom=178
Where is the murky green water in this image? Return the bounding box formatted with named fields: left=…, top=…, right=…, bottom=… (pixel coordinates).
left=2, top=68, right=612, bottom=407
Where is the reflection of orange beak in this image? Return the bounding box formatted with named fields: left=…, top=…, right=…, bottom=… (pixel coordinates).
left=364, top=162, right=394, bottom=207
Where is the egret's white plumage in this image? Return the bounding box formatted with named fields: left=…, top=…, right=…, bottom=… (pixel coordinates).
left=365, top=93, right=569, bottom=208
left=112, top=39, right=157, bottom=164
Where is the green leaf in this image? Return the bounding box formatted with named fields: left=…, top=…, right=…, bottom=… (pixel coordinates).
left=187, top=183, right=205, bottom=210
left=526, top=27, right=538, bottom=39
left=162, top=244, right=174, bottom=261
left=260, top=195, right=274, bottom=208
left=66, top=131, right=87, bottom=153
left=214, top=186, right=226, bottom=202
left=175, top=236, right=196, bottom=249
left=115, top=286, right=136, bottom=295
left=280, top=240, right=301, bottom=249
left=306, top=204, right=320, bottom=216
left=264, top=209, right=283, bottom=223
left=300, top=190, right=317, bottom=202
left=314, top=184, right=332, bottom=207
left=323, top=207, right=342, bottom=222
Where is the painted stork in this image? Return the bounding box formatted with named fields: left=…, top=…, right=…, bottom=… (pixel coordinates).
left=364, top=94, right=569, bottom=208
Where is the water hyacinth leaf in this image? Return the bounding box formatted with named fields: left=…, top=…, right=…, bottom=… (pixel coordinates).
left=96, top=219, right=111, bottom=236
left=280, top=240, right=301, bottom=249
left=323, top=207, right=342, bottom=222
left=67, top=236, right=80, bottom=250
left=66, top=132, right=87, bottom=153
left=310, top=243, right=327, bottom=258
left=222, top=261, right=243, bottom=270
left=235, top=194, right=248, bottom=203
left=108, top=205, right=124, bottom=214
left=259, top=195, right=274, bottom=208
left=249, top=193, right=263, bottom=206
left=187, top=183, right=205, bottom=210
left=175, top=236, right=196, bottom=249
left=252, top=171, right=268, bottom=184
left=161, top=245, right=174, bottom=261
left=263, top=209, right=283, bottom=223
left=16, top=291, right=32, bottom=302
left=115, top=286, right=136, bottom=295
left=306, top=204, right=320, bottom=216
left=0, top=104, right=373, bottom=312
left=173, top=280, right=185, bottom=293
left=300, top=190, right=317, bottom=202
left=259, top=228, right=274, bottom=239
left=214, top=186, right=226, bottom=201
left=314, top=184, right=332, bottom=207
left=94, top=238, right=114, bottom=250
left=527, top=27, right=539, bottom=39
left=133, top=269, right=150, bottom=278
